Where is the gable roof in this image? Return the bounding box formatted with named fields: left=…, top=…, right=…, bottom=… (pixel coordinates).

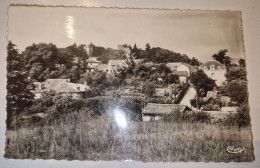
left=181, top=63, right=198, bottom=73
left=167, top=62, right=183, bottom=70
left=206, top=91, right=218, bottom=98
left=108, top=60, right=125, bottom=66
left=95, top=64, right=108, bottom=71
left=143, top=103, right=191, bottom=115
left=167, top=62, right=197, bottom=73
left=33, top=79, right=89, bottom=93
left=201, top=60, right=225, bottom=69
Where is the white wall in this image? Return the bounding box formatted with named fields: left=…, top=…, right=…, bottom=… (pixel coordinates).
left=177, top=65, right=190, bottom=76
left=203, top=69, right=226, bottom=86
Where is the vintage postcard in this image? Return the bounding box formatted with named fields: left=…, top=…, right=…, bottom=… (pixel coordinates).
left=5, top=5, right=254, bottom=162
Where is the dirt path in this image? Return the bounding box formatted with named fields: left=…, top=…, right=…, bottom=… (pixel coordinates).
left=179, top=85, right=196, bottom=107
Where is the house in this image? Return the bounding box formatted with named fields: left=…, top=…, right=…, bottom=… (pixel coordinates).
left=107, top=60, right=127, bottom=72
left=86, top=58, right=102, bottom=72
left=167, top=62, right=197, bottom=77
left=172, top=71, right=188, bottom=83
left=200, top=60, right=226, bottom=86
left=31, top=79, right=89, bottom=99
left=95, top=63, right=108, bottom=72
left=206, top=90, right=218, bottom=99
left=142, top=103, right=191, bottom=121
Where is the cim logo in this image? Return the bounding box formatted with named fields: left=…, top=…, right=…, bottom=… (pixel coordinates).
left=227, top=146, right=245, bottom=154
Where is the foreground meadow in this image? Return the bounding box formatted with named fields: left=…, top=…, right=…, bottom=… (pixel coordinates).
left=5, top=109, right=254, bottom=162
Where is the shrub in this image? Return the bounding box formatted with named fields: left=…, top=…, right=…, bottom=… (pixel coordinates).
left=164, top=110, right=211, bottom=123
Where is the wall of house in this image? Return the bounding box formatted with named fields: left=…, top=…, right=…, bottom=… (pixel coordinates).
left=179, top=76, right=187, bottom=83
left=203, top=69, right=226, bottom=86
left=177, top=65, right=190, bottom=76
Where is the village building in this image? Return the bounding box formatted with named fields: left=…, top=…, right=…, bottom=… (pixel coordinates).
left=107, top=60, right=128, bottom=73
left=95, top=63, right=108, bottom=72
left=142, top=103, right=191, bottom=121
left=200, top=60, right=226, bottom=86
left=31, top=79, right=89, bottom=99
left=86, top=58, right=102, bottom=72
left=172, top=71, right=188, bottom=83
left=167, top=62, right=197, bottom=77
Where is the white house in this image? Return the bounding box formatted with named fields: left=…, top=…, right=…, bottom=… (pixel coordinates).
left=86, top=58, right=102, bottom=72
left=200, top=60, right=226, bottom=86
left=172, top=71, right=188, bottom=83
left=167, top=62, right=197, bottom=77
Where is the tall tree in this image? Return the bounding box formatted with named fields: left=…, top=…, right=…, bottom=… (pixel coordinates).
left=190, top=70, right=216, bottom=97
left=212, top=49, right=228, bottom=64
left=239, top=59, right=246, bottom=67
left=6, top=41, right=34, bottom=128
left=145, top=43, right=151, bottom=51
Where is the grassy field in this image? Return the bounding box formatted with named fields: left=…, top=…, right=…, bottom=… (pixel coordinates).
left=5, top=110, right=254, bottom=162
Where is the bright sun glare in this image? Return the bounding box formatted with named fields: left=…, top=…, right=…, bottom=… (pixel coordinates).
left=65, top=16, right=75, bottom=40
left=114, top=109, right=127, bottom=129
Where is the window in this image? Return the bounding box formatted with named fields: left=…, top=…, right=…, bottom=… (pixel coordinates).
left=211, top=73, right=215, bottom=77
left=218, top=66, right=221, bottom=70
left=210, top=65, right=215, bottom=70
left=204, top=66, right=207, bottom=70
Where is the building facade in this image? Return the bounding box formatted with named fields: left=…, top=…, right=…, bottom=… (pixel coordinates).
left=200, top=60, right=226, bottom=86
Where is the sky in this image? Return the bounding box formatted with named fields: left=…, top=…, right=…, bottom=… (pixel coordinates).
left=7, top=6, right=245, bottom=62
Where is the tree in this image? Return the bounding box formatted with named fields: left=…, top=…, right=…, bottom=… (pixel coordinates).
left=92, top=46, right=105, bottom=57
left=22, top=43, right=59, bottom=81
left=131, top=43, right=142, bottom=59
left=57, top=48, right=74, bottom=68
left=225, top=66, right=247, bottom=82
left=142, top=81, right=156, bottom=96
left=166, top=74, right=179, bottom=84
left=212, top=49, right=228, bottom=64
left=190, top=57, right=201, bottom=66
left=239, top=59, right=246, bottom=67
left=145, top=43, right=151, bottom=51
left=97, top=48, right=126, bottom=64
left=190, top=70, right=216, bottom=97
left=226, top=80, right=248, bottom=104
left=6, top=41, right=34, bottom=128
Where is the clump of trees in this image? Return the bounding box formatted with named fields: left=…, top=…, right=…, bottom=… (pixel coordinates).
left=6, top=42, right=34, bottom=128
left=130, top=43, right=201, bottom=65
left=190, top=69, right=216, bottom=97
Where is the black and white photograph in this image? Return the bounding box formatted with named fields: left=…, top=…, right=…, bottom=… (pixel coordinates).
left=5, top=6, right=254, bottom=162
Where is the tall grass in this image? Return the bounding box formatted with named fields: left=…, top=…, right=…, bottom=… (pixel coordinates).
left=5, top=109, right=254, bottom=162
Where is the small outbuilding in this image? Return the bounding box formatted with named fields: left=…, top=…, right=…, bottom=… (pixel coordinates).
left=142, top=103, right=191, bottom=121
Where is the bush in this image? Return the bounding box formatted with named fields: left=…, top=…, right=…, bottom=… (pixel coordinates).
left=219, top=104, right=250, bottom=127
left=164, top=110, right=211, bottom=123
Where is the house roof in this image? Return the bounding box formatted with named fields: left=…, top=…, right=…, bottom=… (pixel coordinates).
left=167, top=62, right=197, bottom=73
left=172, top=71, right=188, bottom=76
left=108, top=60, right=126, bottom=66
left=221, top=107, right=237, bottom=113
left=143, top=103, right=191, bottom=115
left=206, top=91, right=217, bottom=98
left=33, top=79, right=89, bottom=93
left=201, top=60, right=225, bottom=69
left=95, top=64, right=108, bottom=71
left=86, top=59, right=101, bottom=63
left=167, top=62, right=183, bottom=70
left=181, top=63, right=198, bottom=73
